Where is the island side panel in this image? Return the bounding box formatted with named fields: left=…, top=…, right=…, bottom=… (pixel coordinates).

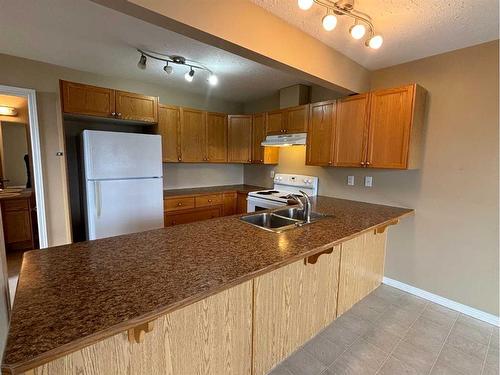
left=30, top=281, right=253, bottom=375
left=337, top=230, right=387, bottom=316
left=252, top=245, right=341, bottom=375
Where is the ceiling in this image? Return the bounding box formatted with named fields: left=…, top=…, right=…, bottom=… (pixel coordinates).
left=0, top=0, right=310, bottom=103
left=251, top=0, right=499, bottom=70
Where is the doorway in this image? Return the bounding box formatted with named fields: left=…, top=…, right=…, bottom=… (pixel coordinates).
left=0, top=85, right=47, bottom=308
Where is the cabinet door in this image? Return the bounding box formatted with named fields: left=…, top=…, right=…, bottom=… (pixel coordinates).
left=266, top=110, right=284, bottom=135
left=157, top=104, right=180, bottom=162
left=222, top=192, right=237, bottom=216
left=3, top=210, right=31, bottom=245
left=253, top=246, right=340, bottom=375
left=227, top=115, right=252, bottom=163
left=334, top=94, right=370, bottom=167
left=115, top=90, right=158, bottom=123
left=252, top=114, right=278, bottom=164
left=337, top=231, right=387, bottom=316
left=206, top=112, right=227, bottom=163
left=236, top=192, right=248, bottom=214
left=306, top=101, right=335, bottom=166
left=180, top=108, right=206, bottom=162
left=60, top=80, right=115, bottom=118
left=366, top=85, right=415, bottom=168
left=286, top=104, right=309, bottom=133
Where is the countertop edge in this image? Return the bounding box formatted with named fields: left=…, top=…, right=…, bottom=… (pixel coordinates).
left=2, top=210, right=414, bottom=374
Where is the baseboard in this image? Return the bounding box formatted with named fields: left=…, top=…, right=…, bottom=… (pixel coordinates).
left=382, top=277, right=500, bottom=327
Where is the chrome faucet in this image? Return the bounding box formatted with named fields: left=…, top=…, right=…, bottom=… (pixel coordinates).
left=286, top=190, right=312, bottom=223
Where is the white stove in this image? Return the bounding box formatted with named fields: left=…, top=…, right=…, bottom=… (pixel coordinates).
left=247, top=173, right=319, bottom=212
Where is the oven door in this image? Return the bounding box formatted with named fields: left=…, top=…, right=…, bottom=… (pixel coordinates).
left=247, top=196, right=287, bottom=213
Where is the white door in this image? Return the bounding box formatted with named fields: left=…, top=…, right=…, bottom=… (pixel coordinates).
left=83, top=130, right=162, bottom=179
left=86, top=178, right=163, bottom=240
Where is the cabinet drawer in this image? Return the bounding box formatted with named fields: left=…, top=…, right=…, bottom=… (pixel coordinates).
left=195, top=194, right=222, bottom=208
left=2, top=198, right=29, bottom=212
left=164, top=207, right=221, bottom=227
left=164, top=197, right=195, bottom=212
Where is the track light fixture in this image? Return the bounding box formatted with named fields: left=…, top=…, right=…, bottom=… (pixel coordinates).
left=297, top=0, right=383, bottom=49
left=136, top=49, right=218, bottom=85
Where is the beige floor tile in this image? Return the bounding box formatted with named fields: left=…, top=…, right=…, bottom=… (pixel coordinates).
left=268, top=364, right=293, bottom=375
left=362, top=325, right=401, bottom=354
left=283, top=348, right=327, bottom=375
left=325, top=339, right=387, bottom=375
left=429, top=361, right=466, bottom=375
left=383, top=304, right=422, bottom=326
left=404, top=317, right=453, bottom=352
left=349, top=302, right=384, bottom=323
left=334, top=312, right=373, bottom=337
left=445, top=329, right=488, bottom=361
left=485, top=346, right=499, bottom=371
left=422, top=304, right=458, bottom=329
left=320, top=323, right=362, bottom=349
left=436, top=344, right=484, bottom=374
left=358, top=293, right=390, bottom=313
left=378, top=355, right=426, bottom=375
left=482, top=364, right=500, bottom=375
left=303, top=333, right=347, bottom=366
left=392, top=339, right=438, bottom=374
left=394, top=294, right=428, bottom=313
left=452, top=321, right=491, bottom=346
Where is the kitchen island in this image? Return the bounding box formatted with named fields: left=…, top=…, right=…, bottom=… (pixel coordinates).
left=1, top=196, right=413, bottom=375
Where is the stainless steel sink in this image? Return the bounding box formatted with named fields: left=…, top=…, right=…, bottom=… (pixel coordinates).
left=240, top=208, right=328, bottom=232
left=272, top=207, right=327, bottom=222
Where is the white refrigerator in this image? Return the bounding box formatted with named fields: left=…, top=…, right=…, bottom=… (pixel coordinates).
left=82, top=130, right=164, bottom=240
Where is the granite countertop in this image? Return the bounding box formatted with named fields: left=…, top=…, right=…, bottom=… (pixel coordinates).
left=1, top=196, right=413, bottom=374
left=163, top=184, right=267, bottom=197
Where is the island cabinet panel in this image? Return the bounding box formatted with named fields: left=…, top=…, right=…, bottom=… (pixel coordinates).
left=206, top=112, right=228, bottom=162
left=157, top=104, right=180, bottom=162
left=60, top=80, right=115, bottom=118
left=253, top=245, right=341, bottom=375
left=334, top=94, right=370, bottom=167
left=337, top=230, right=387, bottom=316
left=179, top=108, right=206, bottom=162
left=252, top=113, right=279, bottom=164
left=227, top=115, right=252, bottom=163
left=306, top=100, right=336, bottom=166
left=115, top=90, right=158, bottom=123
left=30, top=281, right=253, bottom=375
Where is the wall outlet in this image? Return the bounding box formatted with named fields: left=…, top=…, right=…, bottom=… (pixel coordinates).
left=365, top=176, right=373, bottom=187
left=270, top=170, right=275, bottom=178
left=347, top=176, right=355, bottom=186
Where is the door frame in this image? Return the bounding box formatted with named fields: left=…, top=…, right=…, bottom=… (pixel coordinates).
left=0, top=84, right=48, bottom=249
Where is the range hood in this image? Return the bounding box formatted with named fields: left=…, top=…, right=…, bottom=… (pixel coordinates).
left=261, top=133, right=307, bottom=147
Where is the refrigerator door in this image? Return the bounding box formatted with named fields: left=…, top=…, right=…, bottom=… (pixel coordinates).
left=83, top=130, right=162, bottom=179
left=86, top=178, right=164, bottom=240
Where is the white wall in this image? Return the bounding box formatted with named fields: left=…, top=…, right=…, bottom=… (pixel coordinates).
left=163, top=163, right=243, bottom=189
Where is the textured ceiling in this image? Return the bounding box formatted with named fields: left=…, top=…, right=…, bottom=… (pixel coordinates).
left=251, top=0, right=499, bottom=69
left=0, top=0, right=309, bottom=103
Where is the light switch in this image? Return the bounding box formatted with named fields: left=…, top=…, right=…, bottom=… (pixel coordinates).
left=347, top=176, right=355, bottom=186
left=365, top=176, right=373, bottom=187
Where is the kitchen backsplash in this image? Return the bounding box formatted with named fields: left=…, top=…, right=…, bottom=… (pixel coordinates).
left=163, top=163, right=244, bottom=190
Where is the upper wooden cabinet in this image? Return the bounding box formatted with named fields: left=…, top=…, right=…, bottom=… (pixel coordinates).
left=157, top=104, right=180, bottom=162
left=266, top=104, right=309, bottom=135
left=334, top=94, right=370, bottom=167
left=206, top=112, right=228, bottom=163
left=60, top=80, right=158, bottom=123
left=306, top=101, right=336, bottom=166
left=180, top=107, right=206, bottom=162
left=114, top=90, right=158, bottom=122
left=228, top=115, right=252, bottom=163
left=252, top=113, right=278, bottom=164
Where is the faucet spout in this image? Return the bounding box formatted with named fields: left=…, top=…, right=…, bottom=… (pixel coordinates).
left=298, top=190, right=312, bottom=223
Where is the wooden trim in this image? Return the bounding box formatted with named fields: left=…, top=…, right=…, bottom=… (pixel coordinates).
left=374, top=219, right=399, bottom=234
left=304, top=247, right=334, bottom=265
left=127, top=321, right=154, bottom=344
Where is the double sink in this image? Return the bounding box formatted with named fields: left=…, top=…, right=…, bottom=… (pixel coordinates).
left=240, top=207, right=327, bottom=233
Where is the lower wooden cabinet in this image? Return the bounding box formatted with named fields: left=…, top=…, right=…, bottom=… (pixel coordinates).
left=253, top=246, right=341, bottom=375
left=236, top=192, right=248, bottom=214
left=164, top=206, right=221, bottom=227
left=1, top=197, right=34, bottom=251
left=222, top=192, right=237, bottom=216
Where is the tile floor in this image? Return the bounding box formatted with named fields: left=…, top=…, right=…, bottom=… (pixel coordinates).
left=268, top=285, right=499, bottom=375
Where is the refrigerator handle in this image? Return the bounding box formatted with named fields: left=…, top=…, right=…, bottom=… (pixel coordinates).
left=94, top=181, right=102, bottom=218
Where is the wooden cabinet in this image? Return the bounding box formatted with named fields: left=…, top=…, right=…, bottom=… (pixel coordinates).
left=179, top=108, right=206, bottom=162
left=266, top=110, right=284, bottom=135
left=306, top=100, right=336, bottom=166
left=222, top=192, right=237, bottom=216
left=164, top=206, right=221, bottom=227
left=228, top=115, right=252, bottom=163
left=60, top=80, right=115, bottom=118
left=252, top=113, right=278, bottom=164
left=366, top=84, right=425, bottom=169
left=236, top=192, right=248, bottom=214
left=266, top=105, right=310, bottom=135
left=337, top=230, right=387, bottom=316
left=1, top=197, right=34, bottom=251
left=253, top=246, right=341, bottom=375
left=164, top=196, right=196, bottom=212
left=60, top=80, right=158, bottom=123
left=157, top=104, right=180, bottom=162
left=334, top=94, right=370, bottom=167
left=205, top=112, right=227, bottom=163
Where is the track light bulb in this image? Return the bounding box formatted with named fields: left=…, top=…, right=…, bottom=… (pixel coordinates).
left=208, top=74, right=218, bottom=86
left=185, top=68, right=195, bottom=82
left=322, top=14, right=337, bottom=31
left=163, top=63, right=173, bottom=74
left=297, top=0, right=313, bottom=10
left=137, top=54, right=147, bottom=70
left=366, top=34, right=383, bottom=49
left=349, top=23, right=366, bottom=40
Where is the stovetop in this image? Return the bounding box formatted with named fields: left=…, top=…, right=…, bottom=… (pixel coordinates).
left=247, top=173, right=319, bottom=203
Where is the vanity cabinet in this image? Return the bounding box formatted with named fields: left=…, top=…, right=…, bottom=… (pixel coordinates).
left=228, top=115, right=252, bottom=163
left=251, top=113, right=279, bottom=164
left=306, top=100, right=336, bottom=166
left=266, top=104, right=309, bottom=135
left=1, top=196, right=34, bottom=251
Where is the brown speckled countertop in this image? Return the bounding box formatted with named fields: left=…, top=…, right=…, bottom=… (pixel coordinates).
left=163, top=184, right=267, bottom=197
left=2, top=196, right=413, bottom=374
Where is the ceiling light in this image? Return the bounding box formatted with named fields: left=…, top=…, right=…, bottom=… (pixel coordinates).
left=184, top=68, right=195, bottom=82
left=322, top=14, right=337, bottom=31
left=208, top=74, right=218, bottom=86
left=349, top=23, right=366, bottom=40
left=0, top=106, right=17, bottom=116
left=366, top=34, right=383, bottom=49
left=137, top=54, right=147, bottom=70
left=298, top=0, right=314, bottom=10
left=163, top=63, right=173, bottom=74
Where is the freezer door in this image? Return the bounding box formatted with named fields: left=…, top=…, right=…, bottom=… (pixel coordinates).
left=83, top=130, right=162, bottom=179
left=86, top=178, right=164, bottom=240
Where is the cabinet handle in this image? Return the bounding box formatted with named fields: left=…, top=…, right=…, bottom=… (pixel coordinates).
left=111, top=112, right=116, bottom=116
left=208, top=199, right=212, bottom=203
left=177, top=202, right=182, bottom=206
left=116, top=112, right=122, bottom=117
left=366, top=161, right=371, bottom=166
left=178, top=156, right=182, bottom=161
left=172, top=221, right=176, bottom=225
left=328, top=161, right=332, bottom=165
left=260, top=159, right=263, bottom=162
left=360, top=161, right=366, bottom=166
